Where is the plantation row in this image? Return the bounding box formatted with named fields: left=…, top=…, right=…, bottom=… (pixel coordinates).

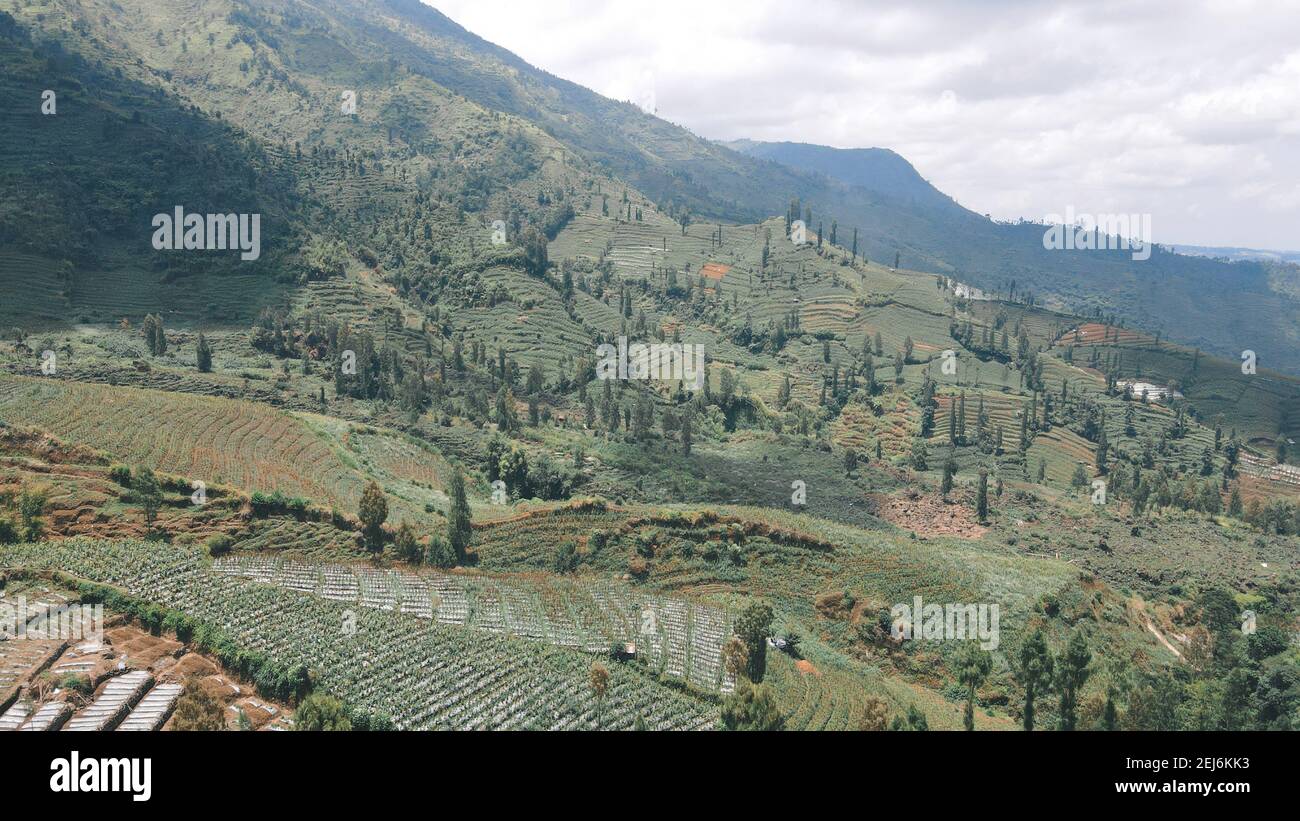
left=1239, top=452, right=1300, bottom=488
left=0, top=540, right=717, bottom=729
left=0, top=375, right=367, bottom=513
left=211, top=555, right=737, bottom=693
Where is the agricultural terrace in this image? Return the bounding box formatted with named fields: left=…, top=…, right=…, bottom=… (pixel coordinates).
left=0, top=540, right=717, bottom=730
left=211, top=555, right=737, bottom=693
left=0, top=375, right=446, bottom=525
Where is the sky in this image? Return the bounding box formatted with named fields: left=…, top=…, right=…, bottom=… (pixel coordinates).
left=429, top=0, right=1300, bottom=250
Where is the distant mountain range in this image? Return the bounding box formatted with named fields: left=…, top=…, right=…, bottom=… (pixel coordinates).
left=724, top=138, right=1300, bottom=374
left=1167, top=245, right=1300, bottom=265
left=0, top=0, right=1296, bottom=373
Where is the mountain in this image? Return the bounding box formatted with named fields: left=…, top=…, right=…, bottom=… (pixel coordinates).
left=4, top=0, right=1297, bottom=373
left=1169, top=244, right=1300, bottom=265
left=724, top=139, right=1300, bottom=376
left=722, top=139, right=959, bottom=211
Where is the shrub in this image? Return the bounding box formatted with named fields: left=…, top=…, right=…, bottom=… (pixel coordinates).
left=295, top=693, right=351, bottom=731
left=1247, top=625, right=1290, bottom=661
left=425, top=534, right=456, bottom=568
left=109, top=464, right=133, bottom=486
left=720, top=680, right=784, bottom=731
left=60, top=673, right=94, bottom=697
left=628, top=556, right=648, bottom=577
left=394, top=522, right=420, bottom=563
left=552, top=540, right=580, bottom=574
left=172, top=678, right=227, bottom=731
left=206, top=533, right=235, bottom=557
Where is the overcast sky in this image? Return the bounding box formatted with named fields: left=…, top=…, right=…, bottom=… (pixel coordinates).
left=430, top=0, right=1300, bottom=250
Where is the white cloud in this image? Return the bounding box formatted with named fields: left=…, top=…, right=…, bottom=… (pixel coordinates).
left=430, top=0, right=1300, bottom=249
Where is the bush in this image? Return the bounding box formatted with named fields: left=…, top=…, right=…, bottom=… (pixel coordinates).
left=346, top=707, right=393, bottom=731
left=394, top=522, right=420, bottom=563
left=720, top=680, right=784, bottom=731
left=60, top=673, right=94, bottom=696
left=172, top=678, right=227, bottom=731
left=109, top=464, right=132, bottom=486
left=295, top=693, right=351, bottom=731
left=1247, top=625, right=1290, bottom=661
left=0, top=515, right=19, bottom=545
left=425, top=534, right=456, bottom=568
left=552, top=540, right=580, bottom=574
left=206, top=533, right=235, bottom=557
left=249, top=490, right=310, bottom=518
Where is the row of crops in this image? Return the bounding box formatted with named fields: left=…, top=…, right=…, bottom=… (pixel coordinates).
left=0, top=539, right=719, bottom=729
left=0, top=374, right=442, bottom=526
left=0, top=375, right=364, bottom=511
left=210, top=554, right=737, bottom=694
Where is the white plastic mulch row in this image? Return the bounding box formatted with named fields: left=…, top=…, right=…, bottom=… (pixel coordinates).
left=63, top=670, right=153, bottom=731
left=117, top=682, right=183, bottom=731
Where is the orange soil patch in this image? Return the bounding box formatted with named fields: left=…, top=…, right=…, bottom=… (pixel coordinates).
left=794, top=659, right=821, bottom=677
left=870, top=490, right=989, bottom=539
left=700, top=262, right=730, bottom=280
left=104, top=626, right=185, bottom=670
left=170, top=653, right=219, bottom=679
left=1238, top=473, right=1300, bottom=506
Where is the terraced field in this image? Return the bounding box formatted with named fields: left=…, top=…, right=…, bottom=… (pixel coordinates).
left=0, top=375, right=369, bottom=514
left=1, top=539, right=719, bottom=730
left=0, top=252, right=71, bottom=326
left=1024, top=426, right=1098, bottom=485
left=211, top=554, right=738, bottom=693
left=292, top=274, right=428, bottom=355
left=766, top=653, right=866, bottom=731
left=1239, top=452, right=1300, bottom=493
left=233, top=518, right=366, bottom=560
left=931, top=391, right=1027, bottom=445
left=471, top=505, right=632, bottom=567
left=830, top=391, right=917, bottom=460
left=1059, top=323, right=1156, bottom=347
left=453, top=266, right=593, bottom=373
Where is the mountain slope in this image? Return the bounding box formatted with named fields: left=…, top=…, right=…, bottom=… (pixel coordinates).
left=722, top=139, right=959, bottom=211
left=3, top=0, right=1297, bottom=374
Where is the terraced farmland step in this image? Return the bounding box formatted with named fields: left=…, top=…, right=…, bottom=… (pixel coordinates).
left=117, top=683, right=183, bottom=731
left=0, top=700, right=32, bottom=731
left=63, top=670, right=153, bottom=732
left=19, top=701, right=71, bottom=732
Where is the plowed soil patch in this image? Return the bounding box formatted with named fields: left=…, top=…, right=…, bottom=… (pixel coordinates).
left=870, top=491, right=988, bottom=539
